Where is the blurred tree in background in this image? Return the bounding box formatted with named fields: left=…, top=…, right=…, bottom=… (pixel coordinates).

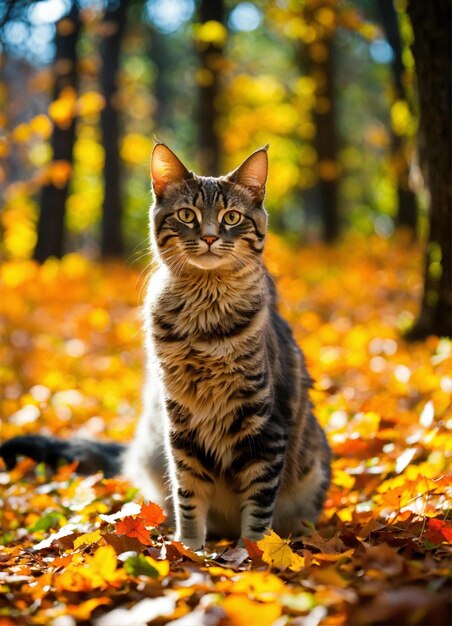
left=0, top=0, right=450, bottom=335
left=34, top=1, right=80, bottom=262
left=405, top=0, right=451, bottom=339
left=377, top=0, right=417, bottom=233
left=197, top=0, right=226, bottom=175
left=99, top=0, right=128, bottom=258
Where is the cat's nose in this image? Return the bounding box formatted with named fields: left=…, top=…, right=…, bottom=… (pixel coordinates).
left=202, top=235, right=219, bottom=246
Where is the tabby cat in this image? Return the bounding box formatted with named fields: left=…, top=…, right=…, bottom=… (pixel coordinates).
left=0, top=144, right=331, bottom=549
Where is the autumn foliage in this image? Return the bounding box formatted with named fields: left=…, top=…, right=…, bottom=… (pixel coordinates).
left=0, top=235, right=450, bottom=625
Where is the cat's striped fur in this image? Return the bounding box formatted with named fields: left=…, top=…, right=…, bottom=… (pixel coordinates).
left=123, top=144, right=331, bottom=548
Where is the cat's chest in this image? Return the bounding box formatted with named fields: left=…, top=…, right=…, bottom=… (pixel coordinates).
left=151, top=299, right=255, bottom=381
left=149, top=283, right=266, bottom=420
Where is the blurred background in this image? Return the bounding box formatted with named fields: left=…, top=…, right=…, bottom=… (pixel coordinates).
left=0, top=0, right=427, bottom=260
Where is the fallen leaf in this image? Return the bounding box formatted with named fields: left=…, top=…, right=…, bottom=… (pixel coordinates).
left=115, top=516, right=152, bottom=546
left=257, top=529, right=305, bottom=571
left=231, top=571, right=285, bottom=599
left=66, top=597, right=111, bottom=620
left=243, top=537, right=264, bottom=560
left=221, top=595, right=282, bottom=626
left=219, top=546, right=249, bottom=568
left=170, top=541, right=205, bottom=563
left=73, top=529, right=102, bottom=549
left=302, top=532, right=345, bottom=554
left=124, top=553, right=169, bottom=578
left=423, top=518, right=452, bottom=545
left=140, top=501, right=167, bottom=527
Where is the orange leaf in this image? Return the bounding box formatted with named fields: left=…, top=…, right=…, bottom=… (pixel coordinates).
left=243, top=537, right=264, bottom=560
left=66, top=597, right=111, bottom=621
left=116, top=516, right=152, bottom=546
left=140, top=501, right=167, bottom=527
left=171, top=541, right=205, bottom=563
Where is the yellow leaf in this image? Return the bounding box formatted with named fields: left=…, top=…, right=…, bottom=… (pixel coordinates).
left=333, top=468, right=355, bottom=489
left=231, top=571, right=285, bottom=600
left=143, top=555, right=170, bottom=577
left=73, top=529, right=102, bottom=549
left=68, top=545, right=127, bottom=590
left=221, top=595, right=281, bottom=626
left=257, top=529, right=305, bottom=571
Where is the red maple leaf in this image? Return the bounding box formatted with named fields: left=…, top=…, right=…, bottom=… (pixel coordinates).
left=115, top=516, right=152, bottom=545
left=139, top=502, right=166, bottom=528
left=243, top=538, right=264, bottom=560
left=424, top=518, right=452, bottom=545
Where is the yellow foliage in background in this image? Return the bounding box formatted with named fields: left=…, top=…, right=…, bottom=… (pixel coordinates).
left=195, top=20, right=228, bottom=47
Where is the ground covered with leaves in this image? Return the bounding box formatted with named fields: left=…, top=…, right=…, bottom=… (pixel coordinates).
left=0, top=235, right=451, bottom=626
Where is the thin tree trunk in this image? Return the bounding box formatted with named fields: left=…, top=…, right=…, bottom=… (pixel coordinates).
left=149, top=26, right=169, bottom=130
left=100, top=0, right=128, bottom=258
left=406, top=0, right=451, bottom=339
left=300, top=1, right=339, bottom=243
left=377, top=0, right=417, bottom=232
left=34, top=2, right=80, bottom=262
left=197, top=0, right=225, bottom=175
left=313, top=31, right=339, bottom=242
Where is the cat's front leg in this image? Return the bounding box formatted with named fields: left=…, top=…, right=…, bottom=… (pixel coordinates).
left=235, top=444, right=284, bottom=542
left=169, top=449, right=213, bottom=550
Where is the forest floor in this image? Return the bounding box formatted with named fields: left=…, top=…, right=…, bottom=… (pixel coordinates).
left=0, top=234, right=450, bottom=626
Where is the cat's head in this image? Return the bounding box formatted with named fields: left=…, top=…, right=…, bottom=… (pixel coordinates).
left=150, top=143, right=268, bottom=272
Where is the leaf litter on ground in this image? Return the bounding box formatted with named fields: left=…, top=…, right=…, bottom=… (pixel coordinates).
left=0, top=235, right=450, bottom=625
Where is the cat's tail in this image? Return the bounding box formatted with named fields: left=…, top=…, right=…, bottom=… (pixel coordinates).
left=0, top=435, right=126, bottom=477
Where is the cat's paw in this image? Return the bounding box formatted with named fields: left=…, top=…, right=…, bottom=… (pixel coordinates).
left=176, top=536, right=204, bottom=551
left=238, top=531, right=267, bottom=547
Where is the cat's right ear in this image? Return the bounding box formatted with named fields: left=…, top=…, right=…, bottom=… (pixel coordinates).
left=151, top=143, right=192, bottom=197
left=225, top=145, right=269, bottom=202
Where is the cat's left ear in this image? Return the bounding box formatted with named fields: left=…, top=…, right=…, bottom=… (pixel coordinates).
left=151, top=143, right=192, bottom=197
left=225, top=145, right=269, bottom=202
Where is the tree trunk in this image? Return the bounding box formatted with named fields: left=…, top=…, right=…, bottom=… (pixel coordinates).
left=406, top=0, right=451, bottom=339
left=197, top=0, right=225, bottom=175
left=100, top=0, right=128, bottom=258
left=149, top=26, right=169, bottom=131
left=313, top=31, right=339, bottom=242
left=34, top=3, right=80, bottom=262
left=377, top=0, right=417, bottom=232
left=301, top=1, right=339, bottom=243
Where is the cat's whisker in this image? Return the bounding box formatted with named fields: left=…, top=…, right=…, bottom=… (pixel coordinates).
left=127, top=237, right=151, bottom=265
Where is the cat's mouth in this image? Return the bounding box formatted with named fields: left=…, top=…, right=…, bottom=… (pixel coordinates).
left=188, top=250, right=228, bottom=270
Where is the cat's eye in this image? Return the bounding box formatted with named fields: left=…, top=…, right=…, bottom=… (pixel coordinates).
left=178, top=208, right=196, bottom=224
left=223, top=211, right=242, bottom=226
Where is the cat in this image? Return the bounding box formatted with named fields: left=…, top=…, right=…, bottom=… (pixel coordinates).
left=0, top=143, right=331, bottom=549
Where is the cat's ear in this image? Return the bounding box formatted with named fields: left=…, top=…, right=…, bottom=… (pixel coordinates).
left=225, top=145, right=269, bottom=202
left=151, top=143, right=192, bottom=197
